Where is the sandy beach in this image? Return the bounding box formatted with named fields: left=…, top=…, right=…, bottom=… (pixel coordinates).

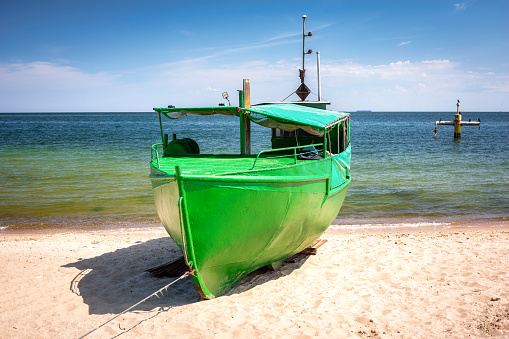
left=1, top=225, right=508, bottom=338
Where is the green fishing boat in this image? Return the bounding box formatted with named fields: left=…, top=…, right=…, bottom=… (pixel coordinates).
left=149, top=16, right=351, bottom=299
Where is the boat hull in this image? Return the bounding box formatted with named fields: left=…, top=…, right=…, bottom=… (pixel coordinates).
left=151, top=155, right=350, bottom=299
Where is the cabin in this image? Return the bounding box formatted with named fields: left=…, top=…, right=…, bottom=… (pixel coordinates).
left=259, top=101, right=350, bottom=157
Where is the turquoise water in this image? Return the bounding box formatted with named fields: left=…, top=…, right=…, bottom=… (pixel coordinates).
left=339, top=111, right=508, bottom=229
left=0, top=111, right=507, bottom=231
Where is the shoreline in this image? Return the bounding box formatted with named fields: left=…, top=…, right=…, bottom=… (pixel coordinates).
left=1, top=214, right=507, bottom=235
left=330, top=216, right=509, bottom=234
left=1, top=226, right=508, bottom=338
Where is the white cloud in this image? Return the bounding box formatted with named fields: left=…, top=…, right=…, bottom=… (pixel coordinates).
left=319, top=59, right=508, bottom=110
left=0, top=62, right=142, bottom=111
left=0, top=62, right=115, bottom=90
left=398, top=41, right=411, bottom=46
left=454, top=0, right=476, bottom=11
left=179, top=29, right=194, bottom=36
left=323, top=60, right=454, bottom=81
left=0, top=57, right=507, bottom=112
left=455, top=3, right=467, bottom=10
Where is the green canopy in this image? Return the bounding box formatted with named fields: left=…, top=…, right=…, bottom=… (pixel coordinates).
left=153, top=103, right=349, bottom=136
left=247, top=104, right=349, bottom=130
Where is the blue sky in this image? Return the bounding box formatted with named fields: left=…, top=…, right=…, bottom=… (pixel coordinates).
left=1, top=0, right=507, bottom=112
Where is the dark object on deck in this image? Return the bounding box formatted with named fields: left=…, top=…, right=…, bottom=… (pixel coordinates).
left=299, top=152, right=323, bottom=160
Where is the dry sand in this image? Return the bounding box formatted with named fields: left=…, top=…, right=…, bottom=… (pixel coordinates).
left=1, top=226, right=508, bottom=338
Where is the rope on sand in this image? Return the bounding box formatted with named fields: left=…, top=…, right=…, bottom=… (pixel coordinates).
left=78, top=271, right=193, bottom=339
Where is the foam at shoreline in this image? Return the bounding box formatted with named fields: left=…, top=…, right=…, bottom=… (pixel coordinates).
left=1, top=214, right=507, bottom=235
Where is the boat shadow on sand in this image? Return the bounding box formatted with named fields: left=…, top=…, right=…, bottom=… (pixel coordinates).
left=62, top=237, right=310, bottom=315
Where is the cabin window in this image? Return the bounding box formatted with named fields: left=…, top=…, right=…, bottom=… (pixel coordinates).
left=271, top=120, right=349, bottom=156
left=300, top=130, right=315, bottom=138
left=343, top=119, right=350, bottom=150
left=274, top=129, right=295, bottom=137
left=336, top=119, right=350, bottom=153
left=326, top=119, right=350, bottom=155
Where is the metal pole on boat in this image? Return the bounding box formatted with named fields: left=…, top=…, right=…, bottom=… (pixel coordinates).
left=243, top=79, right=251, bottom=154
left=158, top=112, right=164, bottom=144
left=296, top=15, right=312, bottom=101
left=302, top=15, right=306, bottom=77
left=316, top=51, right=321, bottom=102
left=238, top=89, right=245, bottom=155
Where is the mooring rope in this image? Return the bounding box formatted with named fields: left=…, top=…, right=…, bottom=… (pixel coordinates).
left=78, top=271, right=193, bottom=339
left=281, top=90, right=296, bottom=102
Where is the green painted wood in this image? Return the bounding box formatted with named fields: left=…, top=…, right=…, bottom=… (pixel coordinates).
left=151, top=100, right=351, bottom=299
left=150, top=147, right=350, bottom=298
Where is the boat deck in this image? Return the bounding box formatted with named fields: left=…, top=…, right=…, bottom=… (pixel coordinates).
left=153, top=154, right=315, bottom=176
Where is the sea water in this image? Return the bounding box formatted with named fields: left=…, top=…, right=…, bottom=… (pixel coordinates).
left=0, top=111, right=507, bottom=231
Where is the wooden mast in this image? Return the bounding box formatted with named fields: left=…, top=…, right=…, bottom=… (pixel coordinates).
left=243, top=79, right=251, bottom=154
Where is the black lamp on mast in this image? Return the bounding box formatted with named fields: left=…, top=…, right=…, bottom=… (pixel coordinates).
left=296, top=14, right=313, bottom=101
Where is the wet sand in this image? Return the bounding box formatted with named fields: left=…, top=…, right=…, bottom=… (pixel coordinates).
left=0, top=225, right=508, bottom=338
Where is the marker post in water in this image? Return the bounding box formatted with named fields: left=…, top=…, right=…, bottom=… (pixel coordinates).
left=433, top=100, right=480, bottom=138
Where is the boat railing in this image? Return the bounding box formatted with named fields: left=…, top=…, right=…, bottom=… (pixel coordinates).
left=151, top=142, right=164, bottom=167
left=152, top=141, right=325, bottom=171
left=251, top=143, right=324, bottom=170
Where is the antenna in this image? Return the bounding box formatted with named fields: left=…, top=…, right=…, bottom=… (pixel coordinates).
left=296, top=15, right=313, bottom=101
left=316, top=51, right=321, bottom=101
